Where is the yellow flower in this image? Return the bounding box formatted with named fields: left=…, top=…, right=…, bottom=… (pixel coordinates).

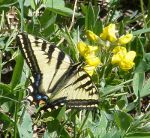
left=84, top=45, right=98, bottom=56
left=87, top=45, right=98, bottom=51
left=112, top=46, right=127, bottom=54
left=85, top=55, right=101, bottom=66
left=111, top=53, right=123, bottom=64
left=120, top=51, right=136, bottom=71
left=77, top=42, right=101, bottom=75
left=111, top=46, right=127, bottom=64
left=100, top=24, right=117, bottom=42
left=86, top=30, right=99, bottom=42
left=125, top=51, right=136, bottom=61
left=112, top=49, right=136, bottom=71
left=77, top=42, right=98, bottom=57
left=84, top=65, right=96, bottom=76
left=77, top=41, right=88, bottom=56
left=118, top=33, right=133, bottom=45
left=119, top=59, right=135, bottom=71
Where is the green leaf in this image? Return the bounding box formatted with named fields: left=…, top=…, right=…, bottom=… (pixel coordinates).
left=114, top=111, right=133, bottom=131
left=94, top=19, right=103, bottom=34
left=45, top=0, right=78, bottom=17
left=102, top=80, right=133, bottom=96
left=43, top=131, right=58, bottom=138
left=126, top=102, right=136, bottom=112
left=85, top=3, right=95, bottom=30
left=48, top=7, right=77, bottom=17
left=141, top=78, right=150, bottom=97
left=0, top=112, right=14, bottom=129
left=39, top=9, right=57, bottom=30
left=47, top=120, right=60, bottom=134
left=24, top=0, right=36, bottom=10
left=43, top=130, right=54, bottom=138
left=125, top=132, right=150, bottom=138
left=0, top=83, right=11, bottom=94
left=10, top=53, right=24, bottom=89
left=102, top=85, right=124, bottom=96
left=0, top=0, right=17, bottom=6
left=102, top=130, right=122, bottom=138
left=45, top=0, right=65, bottom=8
left=135, top=53, right=150, bottom=72
left=133, top=73, right=144, bottom=97
left=133, top=28, right=150, bottom=35
left=18, top=111, right=33, bottom=138
left=97, top=111, right=108, bottom=137
left=0, top=83, right=18, bottom=107
left=47, top=119, right=70, bottom=138
left=116, top=100, right=126, bottom=109
left=56, top=106, right=66, bottom=121
left=86, top=111, right=109, bottom=137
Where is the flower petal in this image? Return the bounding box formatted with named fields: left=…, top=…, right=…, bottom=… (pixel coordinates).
left=125, top=51, right=136, bottom=61
left=84, top=65, right=96, bottom=76
left=85, top=55, right=101, bottom=66
left=111, top=54, right=123, bottom=64
left=77, top=41, right=88, bottom=56
left=112, top=46, right=127, bottom=54
left=118, top=33, right=133, bottom=45
left=119, top=59, right=135, bottom=71
left=86, top=30, right=99, bottom=42
left=100, top=24, right=117, bottom=42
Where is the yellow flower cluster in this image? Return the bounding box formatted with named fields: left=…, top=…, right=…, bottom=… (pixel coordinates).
left=85, top=24, right=133, bottom=46
left=77, top=23, right=136, bottom=72
left=77, top=41, right=101, bottom=76
left=99, top=23, right=136, bottom=71
left=111, top=46, right=136, bottom=71
left=100, top=24, right=133, bottom=45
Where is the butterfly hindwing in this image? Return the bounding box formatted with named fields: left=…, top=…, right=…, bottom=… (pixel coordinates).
left=53, top=69, right=99, bottom=108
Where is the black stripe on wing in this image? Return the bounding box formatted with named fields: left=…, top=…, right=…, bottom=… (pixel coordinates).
left=67, top=99, right=99, bottom=109
left=47, top=44, right=55, bottom=62
left=48, top=63, right=82, bottom=94
left=16, top=33, right=41, bottom=75
left=73, top=71, right=97, bottom=95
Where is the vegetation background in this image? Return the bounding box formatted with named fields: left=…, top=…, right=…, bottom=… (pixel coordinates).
left=0, top=0, right=150, bottom=137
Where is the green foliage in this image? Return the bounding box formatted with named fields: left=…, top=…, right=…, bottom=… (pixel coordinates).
left=0, top=0, right=150, bottom=138
left=18, top=111, right=33, bottom=138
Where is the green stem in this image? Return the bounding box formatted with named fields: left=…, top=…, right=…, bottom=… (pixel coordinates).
left=0, top=50, right=2, bottom=82
left=18, top=0, right=24, bottom=32
left=137, top=90, right=141, bottom=115
left=76, top=111, right=89, bottom=137
left=73, top=114, right=76, bottom=138
left=140, top=0, right=147, bottom=27
left=14, top=102, right=18, bottom=138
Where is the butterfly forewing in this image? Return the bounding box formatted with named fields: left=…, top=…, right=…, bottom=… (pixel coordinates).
left=17, top=33, right=72, bottom=95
